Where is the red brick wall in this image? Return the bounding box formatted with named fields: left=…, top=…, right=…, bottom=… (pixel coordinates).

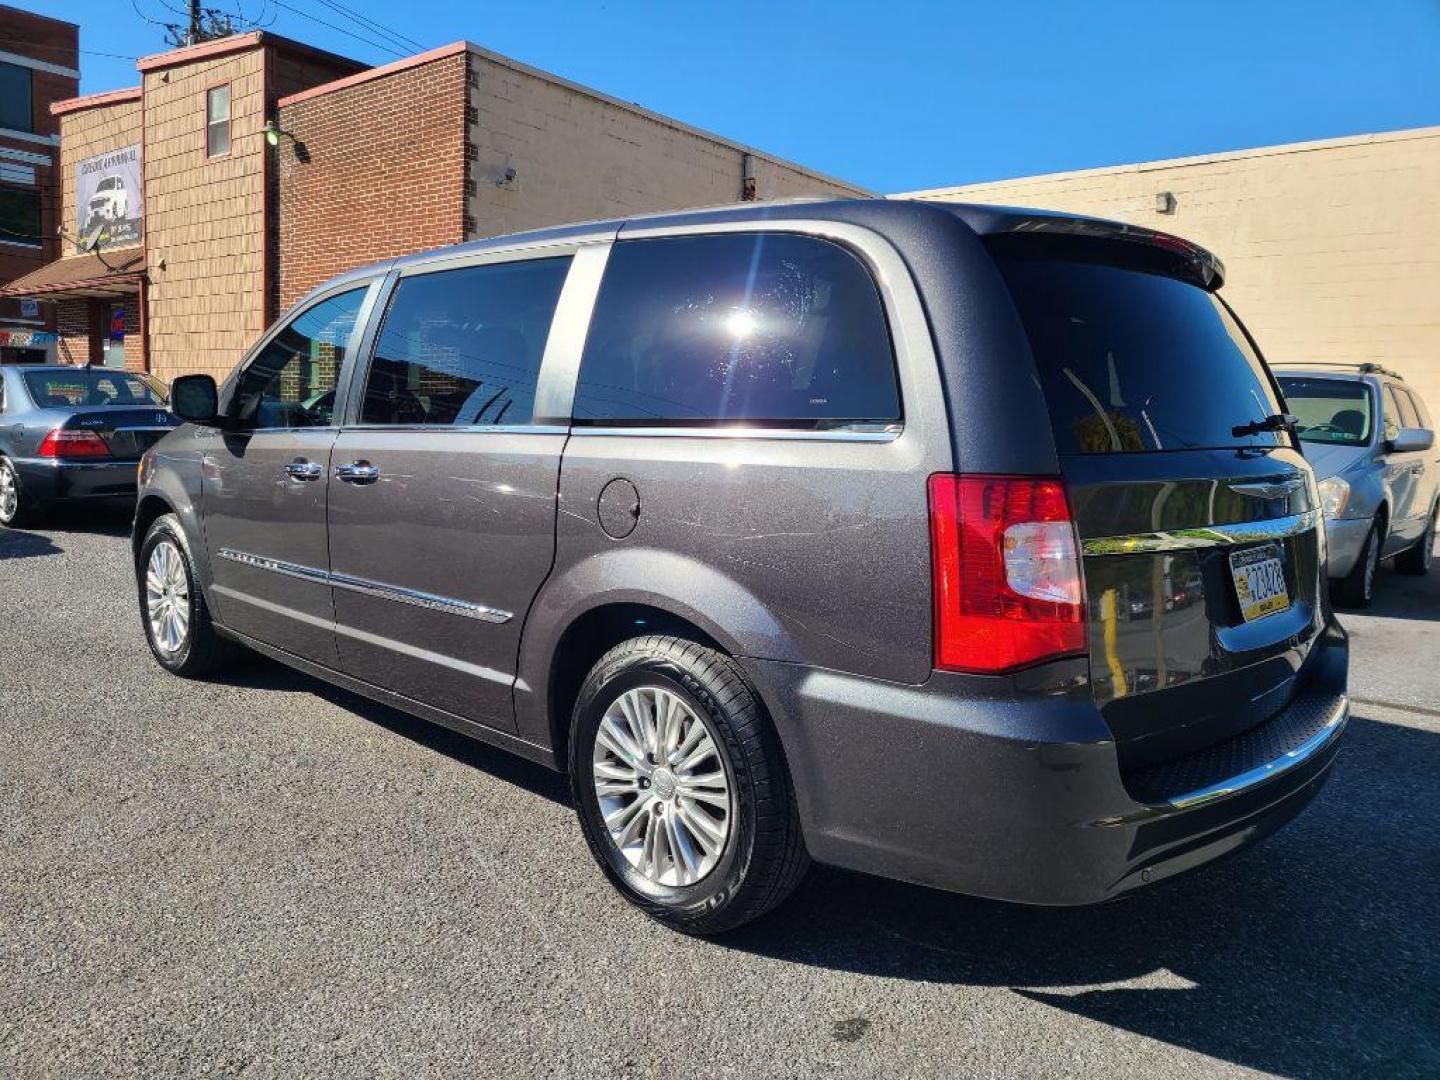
left=54, top=298, right=92, bottom=365
left=0, top=6, right=79, bottom=337
left=275, top=52, right=468, bottom=310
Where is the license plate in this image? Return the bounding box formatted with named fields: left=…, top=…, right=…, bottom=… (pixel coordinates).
left=1230, top=544, right=1290, bottom=622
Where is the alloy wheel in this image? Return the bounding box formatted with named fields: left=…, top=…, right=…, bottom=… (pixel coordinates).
left=0, top=462, right=17, bottom=523
left=145, top=540, right=191, bottom=655
left=591, top=685, right=732, bottom=887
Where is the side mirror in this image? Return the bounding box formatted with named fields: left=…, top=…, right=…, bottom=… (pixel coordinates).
left=1386, top=427, right=1434, bottom=454
left=170, top=374, right=220, bottom=425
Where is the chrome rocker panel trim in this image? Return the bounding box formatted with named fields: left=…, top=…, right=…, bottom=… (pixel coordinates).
left=215, top=548, right=513, bottom=623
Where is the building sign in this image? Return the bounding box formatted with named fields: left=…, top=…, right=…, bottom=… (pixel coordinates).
left=0, top=330, right=57, bottom=348
left=76, top=144, right=143, bottom=248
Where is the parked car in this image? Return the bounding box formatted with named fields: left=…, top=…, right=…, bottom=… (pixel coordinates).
left=87, top=175, right=129, bottom=225
left=134, top=199, right=1349, bottom=934
left=1275, top=363, right=1437, bottom=607
left=0, top=364, right=180, bottom=527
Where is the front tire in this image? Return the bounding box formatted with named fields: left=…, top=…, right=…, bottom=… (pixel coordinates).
left=569, top=635, right=808, bottom=935
left=1395, top=504, right=1436, bottom=576
left=138, top=513, right=231, bottom=676
left=1333, top=517, right=1382, bottom=608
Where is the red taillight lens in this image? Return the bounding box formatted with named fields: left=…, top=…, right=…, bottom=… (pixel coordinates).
left=37, top=429, right=111, bottom=459
left=928, top=474, right=1086, bottom=674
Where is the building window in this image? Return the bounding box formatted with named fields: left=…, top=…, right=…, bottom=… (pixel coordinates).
left=206, top=84, right=231, bottom=157
left=0, top=188, right=42, bottom=248
left=0, top=62, right=34, bottom=133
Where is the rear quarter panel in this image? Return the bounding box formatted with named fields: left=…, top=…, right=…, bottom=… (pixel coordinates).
left=512, top=217, right=956, bottom=749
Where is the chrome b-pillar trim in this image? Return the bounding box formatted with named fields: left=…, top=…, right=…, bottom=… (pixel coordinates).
left=215, top=548, right=513, bottom=624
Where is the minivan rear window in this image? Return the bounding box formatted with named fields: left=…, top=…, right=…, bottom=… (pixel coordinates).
left=574, top=233, right=899, bottom=428
left=991, top=250, right=1286, bottom=454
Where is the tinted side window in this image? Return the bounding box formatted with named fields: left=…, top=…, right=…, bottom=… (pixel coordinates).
left=1394, top=386, right=1422, bottom=429
left=1382, top=385, right=1404, bottom=441
left=992, top=251, right=1284, bottom=453
left=233, top=287, right=367, bottom=429
left=1405, top=388, right=1433, bottom=430
left=574, top=233, right=899, bottom=427
left=359, top=258, right=571, bottom=427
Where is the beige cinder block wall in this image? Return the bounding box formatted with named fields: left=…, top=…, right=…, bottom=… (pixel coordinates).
left=464, top=44, right=868, bottom=239
left=142, top=48, right=268, bottom=383
left=901, top=127, right=1440, bottom=414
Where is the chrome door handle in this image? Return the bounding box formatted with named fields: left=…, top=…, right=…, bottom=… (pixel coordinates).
left=335, top=461, right=380, bottom=484
left=284, top=459, right=323, bottom=481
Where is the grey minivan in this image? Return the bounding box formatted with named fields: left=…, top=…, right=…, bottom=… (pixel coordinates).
left=134, top=199, right=1349, bottom=933
left=1274, top=363, right=1437, bottom=607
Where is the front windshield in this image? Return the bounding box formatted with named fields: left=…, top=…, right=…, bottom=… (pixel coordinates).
left=24, top=369, right=167, bottom=409
left=1277, top=376, right=1373, bottom=445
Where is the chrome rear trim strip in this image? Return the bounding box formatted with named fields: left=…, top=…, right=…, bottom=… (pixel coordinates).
left=1164, top=695, right=1348, bottom=811
left=1081, top=509, right=1321, bottom=555
left=216, top=549, right=512, bottom=623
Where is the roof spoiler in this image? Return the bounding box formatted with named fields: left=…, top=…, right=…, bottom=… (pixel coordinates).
left=984, top=214, right=1225, bottom=291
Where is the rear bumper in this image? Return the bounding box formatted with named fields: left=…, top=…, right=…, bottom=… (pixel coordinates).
left=12, top=457, right=139, bottom=502
left=1324, top=516, right=1372, bottom=578
left=745, top=628, right=1348, bottom=906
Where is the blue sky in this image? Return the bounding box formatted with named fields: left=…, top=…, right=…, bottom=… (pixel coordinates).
left=21, top=0, right=1440, bottom=191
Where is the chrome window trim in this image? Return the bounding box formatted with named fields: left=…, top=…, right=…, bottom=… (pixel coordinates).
left=571, top=425, right=902, bottom=443
left=215, top=548, right=513, bottom=624
left=1081, top=509, right=1322, bottom=555
left=569, top=219, right=943, bottom=454
left=326, top=423, right=569, bottom=436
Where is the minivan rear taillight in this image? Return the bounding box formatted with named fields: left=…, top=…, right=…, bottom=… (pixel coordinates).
left=927, top=474, right=1086, bottom=673
left=38, top=429, right=111, bottom=459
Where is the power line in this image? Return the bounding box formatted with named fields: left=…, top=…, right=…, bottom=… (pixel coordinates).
left=309, top=0, right=424, bottom=53
left=266, top=0, right=408, bottom=57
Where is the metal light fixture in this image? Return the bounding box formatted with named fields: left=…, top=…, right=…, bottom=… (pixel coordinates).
left=1155, top=191, right=1177, bottom=214
left=263, top=121, right=295, bottom=147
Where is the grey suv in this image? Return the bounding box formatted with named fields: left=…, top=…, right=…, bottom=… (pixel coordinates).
left=134, top=199, right=1349, bottom=933
left=1275, top=363, right=1437, bottom=607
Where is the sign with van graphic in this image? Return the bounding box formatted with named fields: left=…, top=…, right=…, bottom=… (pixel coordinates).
left=76, top=144, right=143, bottom=248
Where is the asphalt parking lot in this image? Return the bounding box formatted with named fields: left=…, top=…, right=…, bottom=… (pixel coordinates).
left=2, top=508, right=1438, bottom=1079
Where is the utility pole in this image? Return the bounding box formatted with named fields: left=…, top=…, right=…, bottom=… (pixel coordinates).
left=187, top=0, right=202, bottom=45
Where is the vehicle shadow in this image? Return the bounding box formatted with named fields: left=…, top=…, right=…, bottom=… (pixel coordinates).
left=720, top=712, right=1440, bottom=1078
left=34, top=502, right=134, bottom=537
left=207, top=655, right=572, bottom=808
left=0, top=528, right=64, bottom=560
left=1334, top=547, right=1440, bottom=621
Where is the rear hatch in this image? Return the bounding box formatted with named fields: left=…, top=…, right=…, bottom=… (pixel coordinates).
left=985, top=230, right=1326, bottom=775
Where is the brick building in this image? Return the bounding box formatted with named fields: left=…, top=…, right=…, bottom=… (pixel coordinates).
left=903, top=126, right=1440, bottom=411
left=2, top=31, right=865, bottom=382
left=0, top=4, right=78, bottom=362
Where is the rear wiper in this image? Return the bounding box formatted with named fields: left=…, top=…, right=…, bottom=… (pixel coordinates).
left=1232, top=413, right=1297, bottom=438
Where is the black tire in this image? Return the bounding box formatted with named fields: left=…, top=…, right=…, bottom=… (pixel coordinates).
left=137, top=513, right=232, bottom=676
left=1395, top=503, right=1437, bottom=576
left=1332, top=517, right=1382, bottom=608
left=569, top=635, right=808, bottom=935
left=0, top=457, right=40, bottom=528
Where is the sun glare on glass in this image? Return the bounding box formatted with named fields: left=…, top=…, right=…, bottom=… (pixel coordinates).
left=723, top=308, right=759, bottom=339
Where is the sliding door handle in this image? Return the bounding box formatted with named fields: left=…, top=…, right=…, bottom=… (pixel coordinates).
left=284, top=459, right=323, bottom=481
left=335, top=461, right=380, bottom=484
